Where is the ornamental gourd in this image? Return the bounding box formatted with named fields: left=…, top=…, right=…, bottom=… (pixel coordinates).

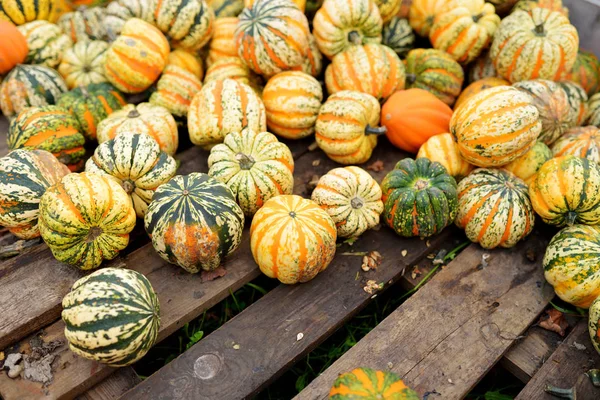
left=0, top=150, right=70, bottom=239
left=48, top=0, right=71, bottom=22
left=374, top=0, right=402, bottom=23
left=456, top=168, right=534, bottom=248
left=455, top=77, right=510, bottom=109
left=0, top=21, right=27, bottom=74
left=417, top=133, right=474, bottom=181
left=17, top=20, right=71, bottom=68
left=144, top=173, right=245, bottom=273
left=382, top=16, right=415, bottom=58
left=203, top=57, right=263, bottom=91
left=329, top=368, right=419, bottom=400
left=450, top=86, right=542, bottom=167
left=312, top=166, right=383, bottom=238
left=62, top=268, right=160, bottom=366
left=381, top=157, right=458, bottom=238
left=590, top=296, right=600, bottom=354
left=208, top=129, right=294, bottom=216
left=57, top=7, right=106, bottom=43
left=293, top=34, right=323, bottom=78
left=208, top=0, right=243, bottom=17
left=312, top=0, right=383, bottom=60
left=97, top=103, right=179, bottom=156
left=566, top=50, right=600, bottom=97
left=39, top=172, right=136, bottom=269
left=512, top=0, right=569, bottom=17
left=149, top=65, right=203, bottom=118
left=104, top=0, right=151, bottom=36
left=530, top=155, right=600, bottom=226
left=149, top=0, right=214, bottom=50
left=58, top=40, right=108, bottom=89
left=408, top=0, right=447, bottom=37
left=207, top=17, right=238, bottom=66
left=325, top=43, right=405, bottom=101
left=560, top=81, right=588, bottom=126
left=551, top=126, right=600, bottom=164
left=0, top=0, right=55, bottom=25
left=250, top=195, right=337, bottom=284
left=86, top=134, right=177, bottom=218
left=404, top=48, right=464, bottom=106
left=586, top=93, right=600, bottom=128
left=544, top=225, right=600, bottom=308
left=503, top=141, right=552, bottom=185
left=490, top=9, right=578, bottom=83
left=262, top=71, right=323, bottom=140
left=188, top=79, right=266, bottom=148
left=467, top=50, right=497, bottom=83
left=167, top=49, right=204, bottom=80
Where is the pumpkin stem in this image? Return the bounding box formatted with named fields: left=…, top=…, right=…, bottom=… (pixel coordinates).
left=544, top=385, right=575, bottom=399
left=350, top=197, right=364, bottom=209
left=406, top=73, right=417, bottom=85
left=472, top=12, right=484, bottom=23
left=414, top=179, right=430, bottom=190
left=534, top=23, right=545, bottom=36
left=127, top=109, right=141, bottom=118
left=347, top=30, right=362, bottom=45
left=86, top=227, right=103, bottom=243
left=565, top=211, right=578, bottom=226
left=364, top=125, right=387, bottom=136
left=0, top=238, right=40, bottom=259
left=235, top=152, right=255, bottom=170
left=121, top=179, right=135, bottom=194
left=586, top=369, right=600, bottom=387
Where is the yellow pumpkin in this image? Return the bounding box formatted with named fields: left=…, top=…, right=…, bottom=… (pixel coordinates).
left=503, top=141, right=552, bottom=185
left=408, top=0, right=447, bottom=37
left=551, top=126, right=600, bottom=164
left=454, top=77, right=510, bottom=109
left=203, top=57, right=263, bottom=93
left=150, top=65, right=203, bottom=118
left=167, top=49, right=204, bottom=80
left=417, top=133, right=474, bottom=181
left=207, top=17, right=238, bottom=66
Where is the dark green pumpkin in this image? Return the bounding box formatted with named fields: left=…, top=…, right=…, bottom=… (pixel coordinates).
left=381, top=157, right=458, bottom=238
left=382, top=17, right=415, bottom=58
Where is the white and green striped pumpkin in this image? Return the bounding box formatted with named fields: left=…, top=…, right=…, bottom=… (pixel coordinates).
left=17, top=20, right=72, bottom=68
left=589, top=296, right=600, bottom=355
left=586, top=92, right=600, bottom=128
left=208, top=0, right=243, bottom=17
left=208, top=129, right=294, bottom=216
left=104, top=0, right=151, bottom=36
left=57, top=7, right=106, bottom=43
left=62, top=267, right=160, bottom=366
left=382, top=17, right=415, bottom=58
left=144, top=173, right=245, bottom=273
left=560, top=81, right=588, bottom=126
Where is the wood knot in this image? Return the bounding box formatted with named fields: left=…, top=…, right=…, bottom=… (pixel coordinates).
left=193, top=354, right=222, bottom=380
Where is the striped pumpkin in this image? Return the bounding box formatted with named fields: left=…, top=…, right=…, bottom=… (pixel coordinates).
left=188, top=78, right=266, bottom=148
left=57, top=7, right=106, bottom=43
left=62, top=268, right=160, bottom=366
left=86, top=134, right=177, bottom=218
left=586, top=93, right=600, bottom=128
left=58, top=40, right=108, bottom=90
left=167, top=49, right=204, bottom=80
left=207, top=17, right=238, bottom=66
left=0, top=21, right=28, bottom=74
left=243, top=0, right=307, bottom=15
left=503, top=141, right=552, bottom=185
left=467, top=50, right=497, bottom=83
left=250, top=195, right=337, bottom=284
left=262, top=71, right=323, bottom=140
left=8, top=106, right=86, bottom=170
left=330, top=368, right=419, bottom=400
left=48, top=0, right=71, bottom=22
left=417, top=133, right=474, bottom=181
left=450, top=86, right=542, bottom=167
left=316, top=90, right=383, bottom=165
left=144, top=172, right=245, bottom=273
left=311, top=166, right=383, bottom=238
left=0, top=149, right=70, bottom=239
left=39, top=172, right=136, bottom=269
left=325, top=43, right=405, bottom=101
left=312, top=0, right=383, bottom=60
left=513, top=79, right=577, bottom=145
left=203, top=57, right=263, bottom=91
left=590, top=296, right=600, bottom=354
left=208, top=129, right=294, bottom=216
left=544, top=225, right=600, bottom=308
left=149, top=65, right=203, bottom=118
left=455, top=77, right=510, bottom=109
left=69, top=0, right=111, bottom=7
left=490, top=9, right=578, bottom=83
left=457, top=168, right=534, bottom=248
left=382, top=16, right=415, bottom=58
left=408, top=0, right=446, bottom=37
left=512, top=0, right=569, bottom=17
left=97, top=103, right=178, bottom=156
left=104, top=0, right=151, bottom=37
left=149, top=0, right=214, bottom=50
left=292, top=33, right=323, bottom=78
left=405, top=48, right=464, bottom=106
left=551, top=126, right=600, bottom=164
left=104, top=18, right=170, bottom=94
left=566, top=50, right=600, bottom=97
left=235, top=0, right=310, bottom=77
left=0, top=64, right=67, bottom=118
left=207, top=0, right=244, bottom=17
left=17, top=20, right=72, bottom=68
left=530, top=155, right=600, bottom=226
left=382, top=157, right=458, bottom=238
left=560, top=81, right=588, bottom=126
left=374, top=0, right=402, bottom=23
left=0, top=0, right=55, bottom=25
left=57, top=83, right=126, bottom=140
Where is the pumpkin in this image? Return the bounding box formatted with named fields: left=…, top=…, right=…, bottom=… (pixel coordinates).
left=57, top=83, right=126, bottom=140
left=188, top=78, right=266, bottom=149
left=69, top=0, right=110, bottom=7
left=262, top=71, right=323, bottom=140
left=590, top=296, right=600, bottom=354
left=560, top=81, right=588, bottom=126
left=551, top=126, right=600, bottom=164
left=544, top=225, right=600, bottom=308
left=167, top=49, right=204, bottom=80
left=408, top=0, right=446, bottom=37
left=490, top=9, right=578, bottom=83
left=149, top=0, right=214, bottom=50
left=17, top=20, right=71, bottom=68
left=250, top=195, right=336, bottom=284
left=530, top=155, right=600, bottom=226
left=512, top=0, right=569, bottom=17
left=58, top=40, right=108, bottom=90
left=382, top=88, right=453, bottom=153
left=311, top=166, right=383, bottom=238
left=586, top=93, right=600, bottom=128
left=86, top=134, right=177, bottom=218
left=104, top=18, right=170, bottom=94
left=329, top=368, right=419, bottom=400
left=315, top=90, right=383, bottom=165
left=417, top=133, right=474, bottom=181
left=312, top=0, right=383, bottom=60
left=404, top=48, right=464, bottom=106
left=244, top=0, right=306, bottom=11
left=203, top=57, right=263, bottom=91
left=207, top=17, right=238, bottom=66
left=8, top=106, right=86, bottom=170
left=57, top=7, right=105, bottom=43
left=0, top=21, right=27, bottom=74
left=48, top=0, right=72, bottom=22
left=467, top=50, right=497, bottom=83
left=104, top=0, right=151, bottom=37
left=382, top=16, right=415, bottom=58
left=208, top=129, right=294, bottom=216
left=455, top=77, right=510, bottom=109
left=325, top=43, right=405, bottom=101
left=97, top=103, right=178, bottom=156
left=144, top=172, right=245, bottom=273
left=381, top=157, right=458, bottom=238
left=503, top=141, right=552, bottom=185
left=207, top=0, right=244, bottom=17
left=374, top=0, right=402, bottom=24
left=450, top=86, right=542, bottom=167
left=456, top=168, right=534, bottom=248
left=0, top=0, right=55, bottom=25
left=149, top=65, right=203, bottom=118
left=566, top=50, right=600, bottom=97
left=62, top=268, right=160, bottom=366
left=0, top=149, right=70, bottom=239
left=235, top=0, right=310, bottom=76
left=513, top=79, right=577, bottom=145
left=0, top=64, right=67, bottom=118
left=39, top=172, right=136, bottom=269
left=292, top=33, right=323, bottom=78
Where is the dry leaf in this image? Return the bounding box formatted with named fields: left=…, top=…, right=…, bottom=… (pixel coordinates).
left=308, top=141, right=318, bottom=151
left=538, top=309, right=568, bottom=336
left=367, top=160, right=384, bottom=172
left=361, top=251, right=383, bottom=271
left=411, top=266, right=422, bottom=280
left=363, top=280, right=382, bottom=294
left=401, top=250, right=408, bottom=257
left=297, top=333, right=304, bottom=341
left=201, top=266, right=227, bottom=282
left=233, top=344, right=240, bottom=350
left=312, top=159, right=320, bottom=167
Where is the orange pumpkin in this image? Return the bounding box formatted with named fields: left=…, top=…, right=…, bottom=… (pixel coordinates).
left=207, top=17, right=238, bottom=67
left=381, top=88, right=453, bottom=153
left=454, top=77, right=510, bottom=109
left=0, top=21, right=28, bottom=74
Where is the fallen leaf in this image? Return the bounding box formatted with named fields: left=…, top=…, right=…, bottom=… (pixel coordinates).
left=363, top=280, right=382, bottom=295
left=297, top=333, right=304, bottom=341
left=200, top=266, right=227, bottom=282
left=538, top=309, right=568, bottom=336
left=367, top=160, right=384, bottom=172
left=308, top=142, right=318, bottom=151
left=573, top=341, right=586, bottom=351
left=312, top=159, right=320, bottom=167
left=401, top=250, right=408, bottom=257
left=361, top=251, right=383, bottom=271
left=233, top=344, right=240, bottom=350
left=411, top=266, right=422, bottom=280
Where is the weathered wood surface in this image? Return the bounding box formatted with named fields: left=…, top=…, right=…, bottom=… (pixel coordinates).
left=77, top=368, right=141, bottom=400
left=515, top=320, right=600, bottom=400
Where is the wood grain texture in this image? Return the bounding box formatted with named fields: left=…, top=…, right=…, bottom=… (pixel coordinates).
left=77, top=368, right=141, bottom=400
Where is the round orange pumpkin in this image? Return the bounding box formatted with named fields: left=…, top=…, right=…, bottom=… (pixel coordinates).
left=455, top=77, right=510, bottom=109
left=0, top=21, right=28, bottom=74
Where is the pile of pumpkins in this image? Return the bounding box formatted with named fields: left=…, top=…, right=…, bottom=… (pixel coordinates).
left=2, top=0, right=600, bottom=388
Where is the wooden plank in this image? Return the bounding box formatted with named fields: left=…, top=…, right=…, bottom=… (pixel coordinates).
left=515, top=320, right=600, bottom=400
left=76, top=368, right=141, bottom=400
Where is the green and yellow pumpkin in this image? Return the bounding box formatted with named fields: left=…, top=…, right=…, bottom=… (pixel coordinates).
left=454, top=77, right=510, bottom=109
left=293, top=33, right=324, bottom=78
left=374, top=0, right=402, bottom=24
left=207, top=0, right=244, bottom=17
left=312, top=166, right=383, bottom=238
left=144, top=172, right=245, bottom=273
left=250, top=194, right=337, bottom=284
left=58, top=40, right=108, bottom=90
left=48, top=0, right=71, bottom=22
left=149, top=65, right=203, bottom=118
left=207, top=17, right=238, bottom=66
left=104, top=0, right=151, bottom=36
left=503, top=141, right=552, bottom=185
left=565, top=50, right=600, bottom=97
left=589, top=296, right=600, bottom=354
left=0, top=0, right=55, bottom=25
left=551, top=126, right=600, bottom=164
left=586, top=92, right=600, bottom=128
left=512, top=0, right=569, bottom=17
left=382, top=16, right=415, bottom=58
left=417, top=133, right=474, bottom=181
left=167, top=49, right=204, bottom=80
left=203, top=57, right=263, bottom=91
left=560, top=81, right=588, bottom=126
left=408, top=0, right=447, bottom=37
left=149, top=0, right=214, bottom=50
left=62, top=267, right=160, bottom=366
left=17, top=20, right=72, bottom=68
left=467, top=50, right=497, bottom=83
left=57, top=7, right=105, bottom=43
left=329, top=368, right=419, bottom=400
left=69, top=0, right=111, bottom=8
left=0, top=149, right=70, bottom=239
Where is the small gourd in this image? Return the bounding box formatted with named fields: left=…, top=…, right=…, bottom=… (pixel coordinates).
left=551, top=126, right=600, bottom=164
left=417, top=133, right=474, bottom=181
left=149, top=65, right=203, bottom=118
left=503, top=141, right=552, bottom=185
left=58, top=40, right=109, bottom=89
left=329, top=368, right=419, bottom=400
left=148, top=0, right=214, bottom=50
left=17, top=20, right=72, bottom=69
